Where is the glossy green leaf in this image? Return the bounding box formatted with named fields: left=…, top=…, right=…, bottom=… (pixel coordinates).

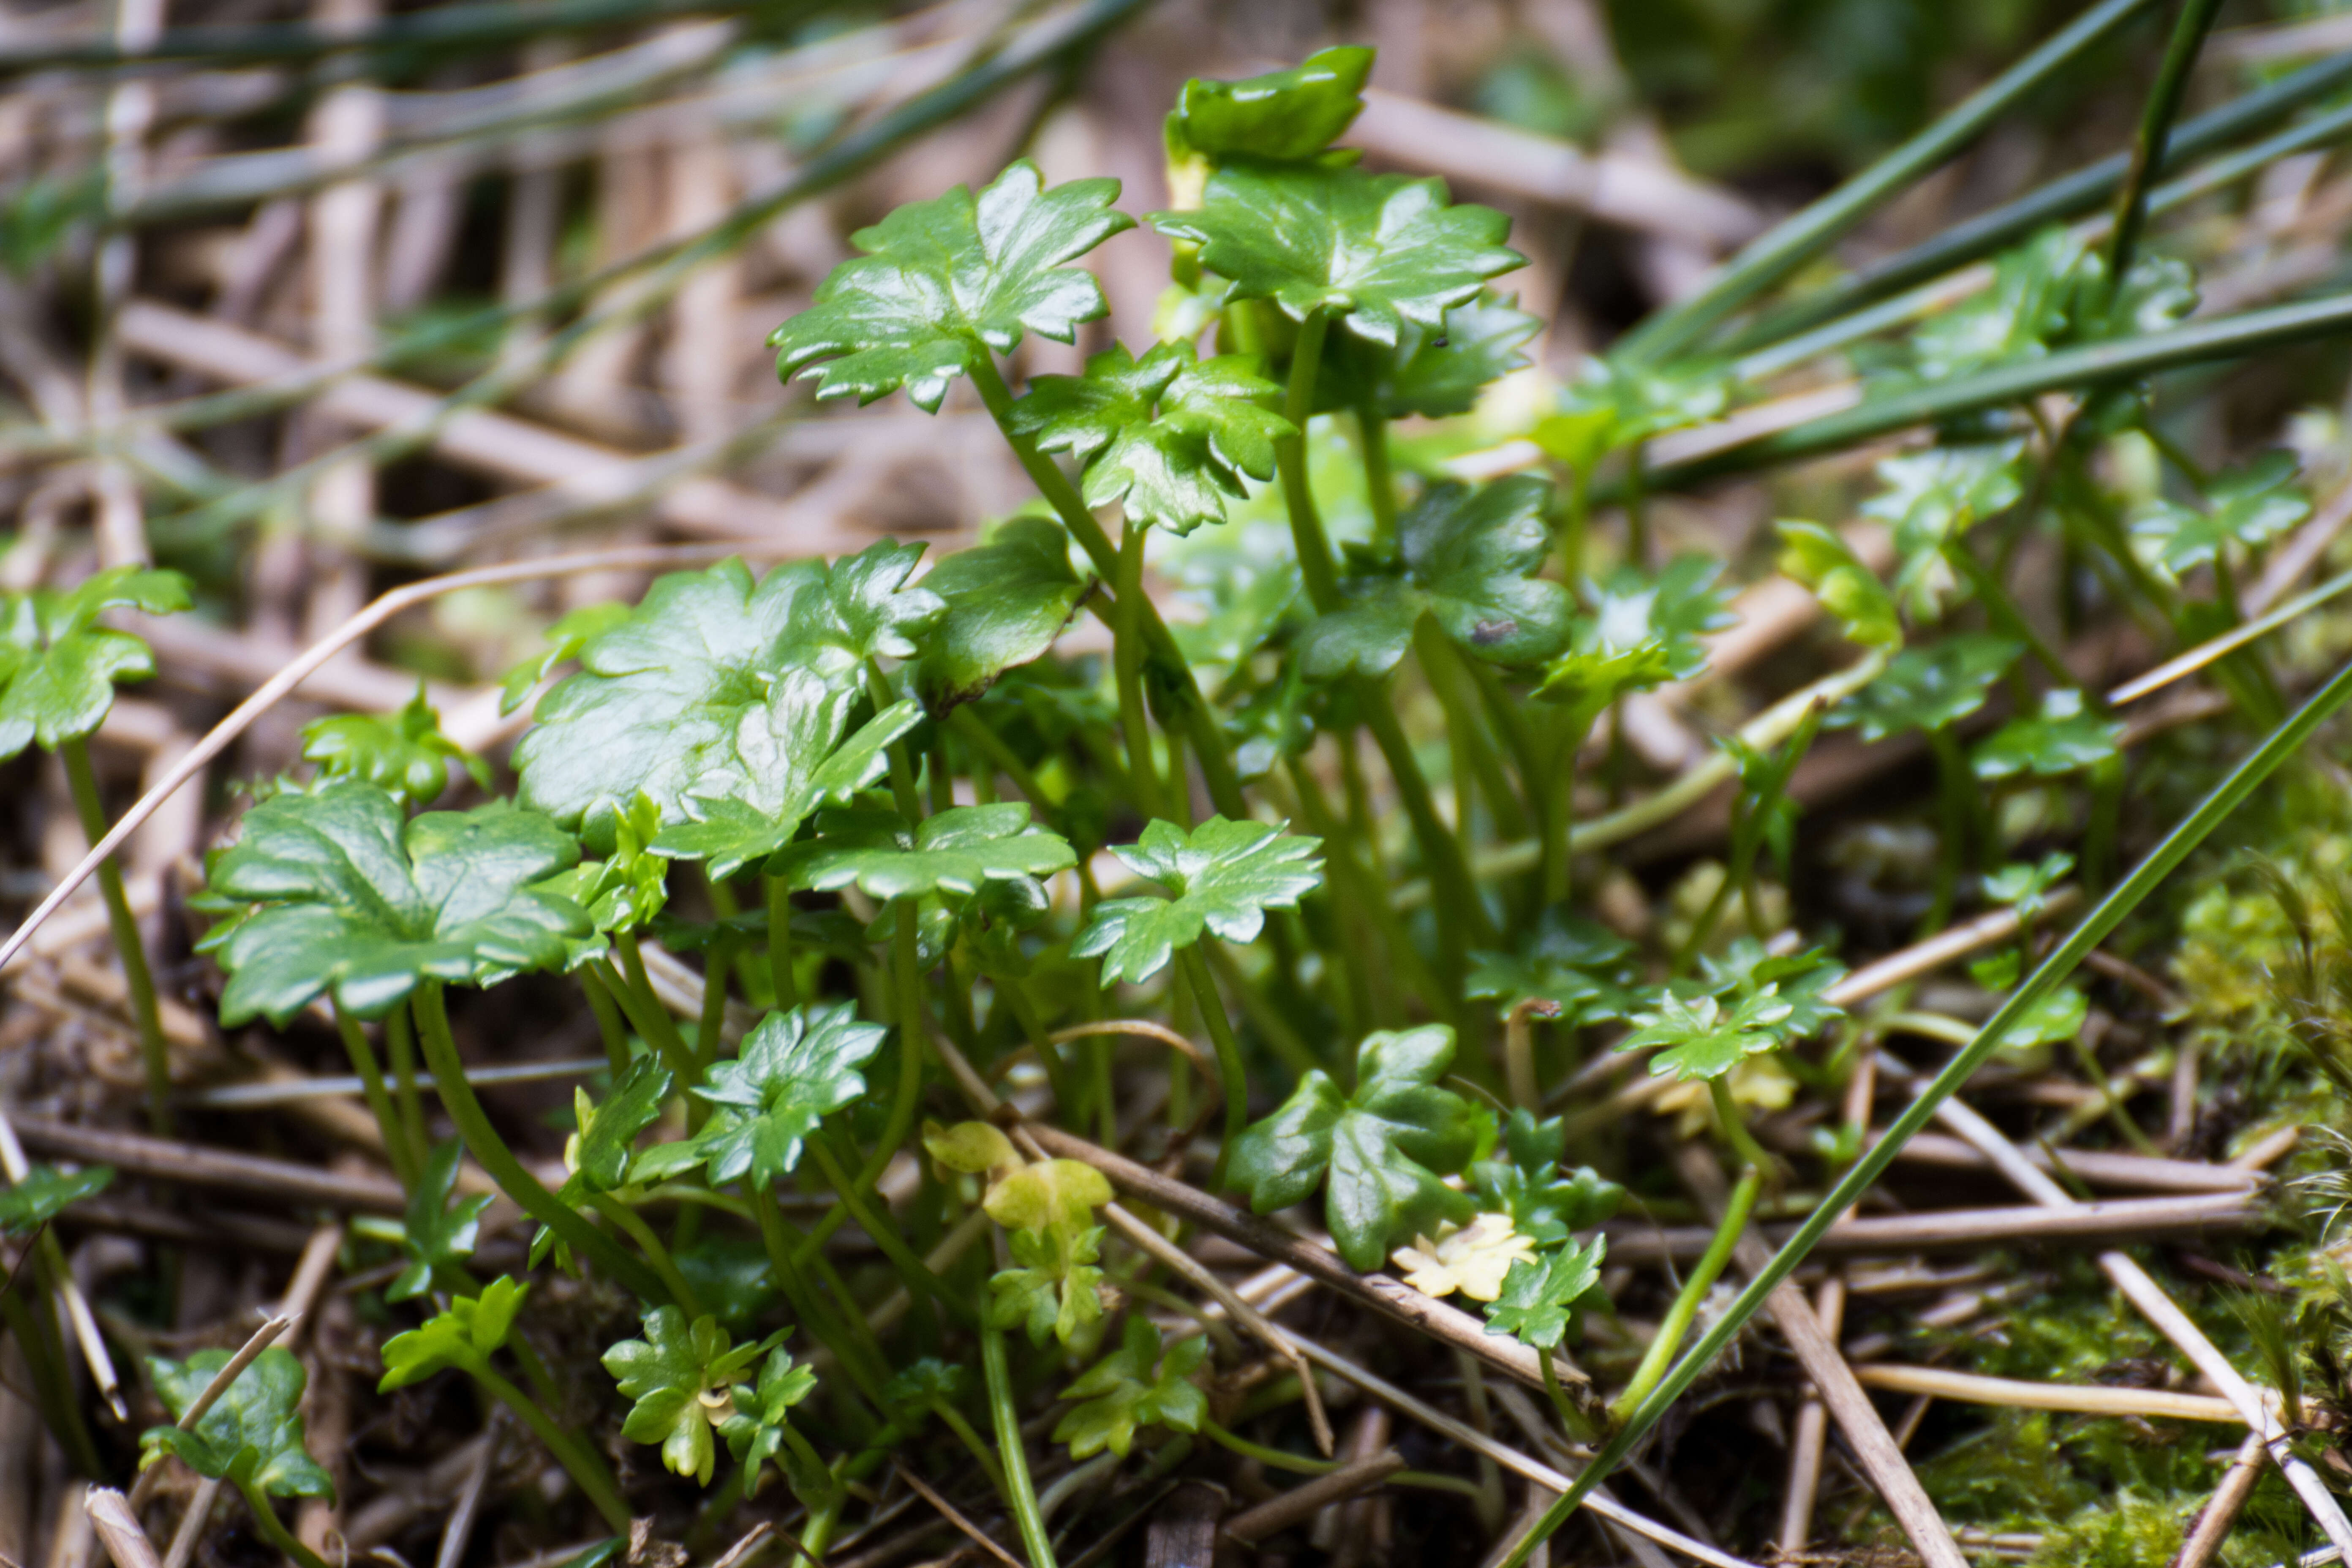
left=1052, top=1317, right=1208, bottom=1459
left=388, top=1141, right=492, bottom=1303
left=1299, top=476, right=1569, bottom=680
left=1830, top=632, right=2019, bottom=742
left=1469, top=1111, right=1622, bottom=1247
left=1317, top=296, right=1542, bottom=419
left=2131, top=452, right=2310, bottom=578
left=1776, top=521, right=1900, bottom=648
left=500, top=602, right=630, bottom=717
left=911, top=518, right=1086, bottom=713
left=1482, top=1237, right=1606, bottom=1352
left=777, top=802, right=1075, bottom=901
left=301, top=684, right=490, bottom=808
left=0, top=1164, right=112, bottom=1236
left=1227, top=1024, right=1486, bottom=1270
left=648, top=687, right=925, bottom=881
left=142, top=1346, right=333, bottom=1500
left=201, top=781, right=590, bottom=1025
left=0, top=565, right=190, bottom=759
left=1007, top=341, right=1291, bottom=535
left=1150, top=163, right=1522, bottom=347
left=770, top=161, right=1134, bottom=412
left=377, top=1276, right=528, bottom=1390
left=534, top=792, right=671, bottom=935
left=1691, top=941, right=1847, bottom=1040
left=633, top=1002, right=886, bottom=1190
left=604, top=1306, right=782, bottom=1486
left=1973, top=689, right=2123, bottom=780
left=1166, top=47, right=1373, bottom=164
left=983, top=1158, right=1111, bottom=1239
left=717, top=1345, right=826, bottom=1502
left=1620, top=990, right=1799, bottom=1083
left=571, top=1055, right=673, bottom=1193
left=514, top=548, right=943, bottom=852
left=1073, top=816, right=1323, bottom=984
left=1535, top=556, right=1732, bottom=721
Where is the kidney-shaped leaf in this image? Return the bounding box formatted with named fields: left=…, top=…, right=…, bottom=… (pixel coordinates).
left=911, top=518, right=1087, bottom=713
left=1074, top=816, right=1323, bottom=984
left=1227, top=1024, right=1486, bottom=1270
left=771, top=161, right=1134, bottom=412
left=1152, top=163, right=1522, bottom=348
left=201, top=782, right=590, bottom=1025
left=142, top=1346, right=333, bottom=1500
left=0, top=566, right=190, bottom=760
left=1299, top=476, right=1568, bottom=680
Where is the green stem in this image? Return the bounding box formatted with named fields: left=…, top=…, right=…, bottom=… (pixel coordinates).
left=383, top=1002, right=428, bottom=1173
left=0, top=1281, right=97, bottom=1475
left=1606, top=1163, right=1759, bottom=1426
left=1926, top=725, right=1976, bottom=930
left=614, top=932, right=694, bottom=1076
left=797, top=900, right=927, bottom=1270
left=1506, top=652, right=2352, bottom=1568
left=1941, top=540, right=2074, bottom=689
left=1616, top=0, right=2161, bottom=362
left=949, top=707, right=1058, bottom=827
left=982, top=1321, right=1057, bottom=1568
left=1113, top=519, right=1163, bottom=818
left=60, top=735, right=172, bottom=1136
left=866, top=660, right=925, bottom=822
left=963, top=352, right=1246, bottom=819
left=1707, top=1076, right=1780, bottom=1182
left=410, top=984, right=668, bottom=1302
left=1178, top=945, right=1247, bottom=1184
left=765, top=874, right=799, bottom=1013
left=1201, top=1416, right=1335, bottom=1474
left=1360, top=406, right=1397, bottom=539
left=1540, top=1350, right=1586, bottom=1439
left=335, top=1005, right=419, bottom=1194
left=587, top=1192, right=705, bottom=1317
left=805, top=1137, right=960, bottom=1318
left=929, top=1397, right=1009, bottom=1497
left=593, top=956, right=697, bottom=1087
left=1356, top=675, right=1497, bottom=963
left=749, top=1183, right=890, bottom=1407
left=235, top=1481, right=333, bottom=1568
left=1277, top=308, right=1341, bottom=613
left=472, top=1359, right=632, bottom=1530
left=696, top=933, right=735, bottom=1068
left=2104, top=0, right=2228, bottom=297
left=580, top=966, right=631, bottom=1077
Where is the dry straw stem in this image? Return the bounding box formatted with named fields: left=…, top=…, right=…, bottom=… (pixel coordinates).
left=1847, top=1364, right=2243, bottom=1423
left=0, top=542, right=801, bottom=977
left=126, top=1313, right=295, bottom=1511
left=894, top=1469, right=1024, bottom=1568
left=1921, top=1086, right=2352, bottom=1557
left=0, top=1110, right=125, bottom=1418
left=1221, top=1452, right=1405, bottom=1546
left=1601, top=1190, right=2259, bottom=1263
left=85, top=1489, right=161, bottom=1568
left=16, top=1117, right=411, bottom=1214
left=2174, top=1431, right=2268, bottom=1568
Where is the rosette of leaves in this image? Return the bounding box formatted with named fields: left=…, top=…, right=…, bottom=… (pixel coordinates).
left=388, top=1141, right=490, bottom=1301
left=602, top=1305, right=785, bottom=1486
left=910, top=517, right=1088, bottom=714
left=1297, top=476, right=1570, bottom=680
left=1619, top=991, right=1801, bottom=1084
left=1862, top=442, right=2025, bottom=619
left=1074, top=816, right=1323, bottom=983
left=2131, top=451, right=2311, bottom=581
left=1535, top=556, right=1734, bottom=728
left=634, top=1003, right=886, bottom=1190
left=0, top=565, right=190, bottom=759
left=1228, top=1024, right=1491, bottom=1270
left=1149, top=162, right=1523, bottom=349
left=199, top=781, right=592, bottom=1024
left=536, top=792, right=671, bottom=935
left=299, top=684, right=490, bottom=808
left=142, top=1347, right=333, bottom=1568
left=514, top=547, right=942, bottom=852
left=1776, top=521, right=1900, bottom=649
left=1972, top=689, right=2123, bottom=781
left=0, top=1164, right=111, bottom=1234
left=776, top=802, right=1076, bottom=902
left=1004, top=340, right=1293, bottom=535
left=1466, top=912, right=1639, bottom=1030
left=770, top=160, right=1133, bottom=411
left=1053, top=1317, right=1209, bottom=1459
left=1470, top=1110, right=1622, bottom=1249
left=1688, top=940, right=1848, bottom=1040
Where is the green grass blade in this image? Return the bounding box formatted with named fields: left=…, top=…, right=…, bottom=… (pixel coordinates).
left=1500, top=653, right=2352, bottom=1568
left=1613, top=0, right=2163, bottom=364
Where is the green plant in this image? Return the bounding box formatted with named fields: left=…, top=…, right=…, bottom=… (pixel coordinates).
left=141, top=1348, right=335, bottom=1568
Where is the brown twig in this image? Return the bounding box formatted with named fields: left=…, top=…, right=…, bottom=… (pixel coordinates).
left=1222, top=1453, right=1405, bottom=1546
left=127, top=1314, right=295, bottom=1510
left=13, top=1120, right=408, bottom=1214
left=895, top=1469, right=1023, bottom=1568
left=2171, top=1431, right=2266, bottom=1568
left=1849, top=1364, right=2241, bottom=1423
left=82, top=1492, right=158, bottom=1568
